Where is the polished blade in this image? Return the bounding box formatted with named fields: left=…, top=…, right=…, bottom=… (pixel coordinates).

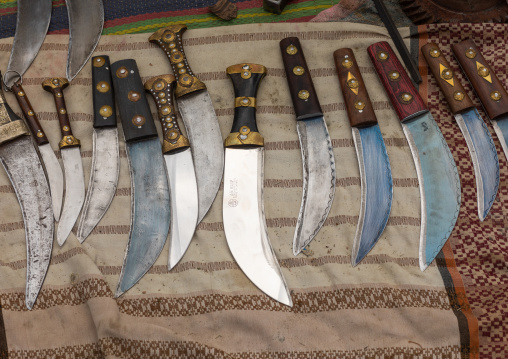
left=402, top=112, right=461, bottom=271
left=57, top=147, right=85, bottom=246
left=38, top=143, right=64, bottom=222
left=0, top=136, right=53, bottom=309
left=77, top=128, right=119, bottom=242
left=223, top=148, right=292, bottom=306
left=455, top=109, right=499, bottom=221
left=4, top=0, right=52, bottom=88
left=116, top=138, right=170, bottom=297
left=491, top=114, right=508, bottom=161
left=165, top=148, right=198, bottom=270
left=177, top=90, right=224, bottom=224
left=351, top=125, right=393, bottom=266
left=293, top=116, right=336, bottom=255
left=65, top=0, right=104, bottom=81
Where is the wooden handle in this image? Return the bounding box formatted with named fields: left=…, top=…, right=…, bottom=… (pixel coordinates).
left=149, top=24, right=206, bottom=98
left=280, top=37, right=323, bottom=121
left=333, top=48, right=377, bottom=128
left=145, top=74, right=190, bottom=154
left=452, top=39, right=508, bottom=121
left=92, top=56, right=117, bottom=128
left=421, top=43, right=474, bottom=115
left=0, top=79, right=29, bottom=145
left=42, top=77, right=80, bottom=149
left=367, top=41, right=428, bottom=123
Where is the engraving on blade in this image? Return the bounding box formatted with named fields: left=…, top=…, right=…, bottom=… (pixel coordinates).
left=39, top=143, right=64, bottom=222
left=456, top=110, right=499, bottom=221
left=293, top=117, right=336, bottom=255
left=491, top=114, right=508, bottom=162
left=165, top=149, right=198, bottom=270
left=177, top=91, right=224, bottom=224
left=0, top=137, right=53, bottom=309
left=351, top=126, right=392, bottom=266
left=403, top=112, right=460, bottom=271
left=57, top=147, right=85, bottom=246
left=116, top=139, right=170, bottom=297
left=77, top=128, right=119, bottom=242
left=223, top=148, right=292, bottom=306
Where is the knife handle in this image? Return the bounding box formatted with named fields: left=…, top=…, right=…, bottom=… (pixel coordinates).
left=333, top=48, right=377, bottom=128
left=149, top=24, right=207, bottom=99
left=111, top=59, right=159, bottom=143
left=224, top=63, right=267, bottom=148
left=145, top=74, right=190, bottom=154
left=11, top=82, right=49, bottom=146
left=367, top=41, right=428, bottom=122
left=92, top=56, right=117, bottom=128
left=0, top=82, right=30, bottom=145
left=279, top=37, right=323, bottom=121
left=452, top=39, right=508, bottom=121
left=42, top=78, right=80, bottom=149
left=421, top=43, right=475, bottom=115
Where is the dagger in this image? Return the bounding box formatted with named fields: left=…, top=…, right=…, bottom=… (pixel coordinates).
left=223, top=63, right=292, bottom=306
left=422, top=42, right=499, bottom=221
left=333, top=48, right=393, bottom=266
left=368, top=41, right=461, bottom=271
left=42, top=78, right=85, bottom=246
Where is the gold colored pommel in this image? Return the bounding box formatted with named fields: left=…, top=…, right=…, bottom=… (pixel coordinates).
left=224, top=126, right=264, bottom=147
left=42, top=78, right=69, bottom=91
left=149, top=24, right=187, bottom=42
left=175, top=75, right=206, bottom=98
left=144, top=74, right=176, bottom=91
left=226, top=64, right=267, bottom=76
left=58, top=135, right=80, bottom=149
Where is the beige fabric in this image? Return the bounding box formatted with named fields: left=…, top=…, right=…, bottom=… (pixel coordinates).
left=0, top=22, right=460, bottom=357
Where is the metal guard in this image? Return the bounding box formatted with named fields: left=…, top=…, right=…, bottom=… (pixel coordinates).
left=225, top=129, right=264, bottom=147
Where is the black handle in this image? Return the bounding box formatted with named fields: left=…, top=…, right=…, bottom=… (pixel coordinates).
left=92, top=56, right=117, bottom=128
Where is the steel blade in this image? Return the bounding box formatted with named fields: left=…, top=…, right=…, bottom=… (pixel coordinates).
left=490, top=114, right=508, bottom=161
left=0, top=136, right=53, bottom=309
left=38, top=143, right=64, bottom=222
left=402, top=112, right=461, bottom=271
left=455, top=109, right=499, bottom=221
left=57, top=147, right=85, bottom=246
left=223, top=148, right=292, bottom=306
left=65, top=0, right=104, bottom=81
left=116, top=138, right=170, bottom=297
left=165, top=148, right=198, bottom=271
left=293, top=116, right=336, bottom=255
left=4, top=0, right=52, bottom=88
left=177, top=90, right=224, bottom=224
left=351, top=125, right=393, bottom=266
left=77, top=128, right=119, bottom=242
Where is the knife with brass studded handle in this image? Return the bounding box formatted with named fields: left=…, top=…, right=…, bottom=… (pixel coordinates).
left=422, top=42, right=499, bottom=221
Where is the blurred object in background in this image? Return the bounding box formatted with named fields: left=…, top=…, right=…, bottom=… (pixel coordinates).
left=209, top=0, right=238, bottom=20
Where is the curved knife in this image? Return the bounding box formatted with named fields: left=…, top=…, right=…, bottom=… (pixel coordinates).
left=111, top=60, right=170, bottom=297
left=368, top=41, right=461, bottom=271
left=279, top=37, right=336, bottom=256
left=150, top=25, right=224, bottom=224
left=223, top=63, right=292, bottom=307
left=77, top=56, right=119, bottom=242
left=334, top=48, right=393, bottom=266
left=422, top=43, right=499, bottom=221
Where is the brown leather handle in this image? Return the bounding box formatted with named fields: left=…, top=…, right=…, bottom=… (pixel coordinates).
left=452, top=39, right=508, bottom=121
left=334, top=48, right=377, bottom=128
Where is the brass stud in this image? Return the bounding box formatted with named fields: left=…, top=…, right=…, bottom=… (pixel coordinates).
left=17, top=91, right=24, bottom=97
left=491, top=91, right=502, bottom=101
left=347, top=78, right=359, bottom=89
left=354, top=100, right=366, bottom=110
left=162, top=31, right=176, bottom=43
left=240, top=97, right=251, bottom=106
left=158, top=92, right=166, bottom=98
left=27, top=110, right=34, bottom=116
left=441, top=69, right=453, bottom=80
left=177, top=63, right=184, bottom=68
left=453, top=91, right=465, bottom=101
left=377, top=51, right=389, bottom=61
left=160, top=98, right=167, bottom=104
left=298, top=90, right=310, bottom=100
left=160, top=106, right=172, bottom=116
left=168, top=130, right=179, bottom=140
left=179, top=68, right=186, bottom=74
left=466, top=48, right=476, bottom=59
left=66, top=136, right=73, bottom=143
left=241, top=70, right=251, bottom=79
left=100, top=105, right=113, bottom=117
left=170, top=51, right=184, bottom=64
left=36, top=131, right=44, bottom=138
left=400, top=92, right=413, bottom=104
left=388, top=71, right=400, bottom=81
left=63, top=126, right=70, bottom=131
left=342, top=58, right=353, bottom=68
left=477, top=65, right=490, bottom=78
left=293, top=66, right=305, bottom=76
left=179, top=75, right=193, bottom=86
left=169, top=42, right=176, bottom=48
left=286, top=45, right=297, bottom=55
left=153, top=79, right=166, bottom=91
left=96, top=81, right=110, bottom=93
left=429, top=48, right=441, bottom=58
left=116, top=67, right=128, bottom=78
left=128, top=91, right=141, bottom=102
left=167, top=122, right=174, bottom=128
left=52, top=79, right=60, bottom=85
left=132, top=115, right=145, bottom=126
left=56, top=92, right=62, bottom=98
left=59, top=108, right=67, bottom=114
left=93, top=57, right=105, bottom=67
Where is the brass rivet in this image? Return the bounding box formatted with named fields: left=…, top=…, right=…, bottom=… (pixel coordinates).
left=491, top=91, right=502, bottom=101
left=453, top=91, right=465, bottom=101
left=286, top=45, right=297, bottom=55
left=168, top=130, right=179, bottom=140
left=27, top=110, right=34, bottom=116
left=153, top=79, right=166, bottom=91
left=36, top=131, right=44, bottom=138
left=169, top=42, right=176, bottom=48
left=466, top=48, right=476, bottom=59
left=132, top=115, right=145, bottom=126
left=429, top=48, right=441, bottom=58
left=52, top=79, right=60, bottom=85
left=17, top=91, right=24, bottom=97
left=158, top=92, right=166, bottom=98
left=100, top=105, right=113, bottom=117
left=240, top=97, right=251, bottom=106
left=63, top=126, right=70, bottom=131
left=59, top=108, right=67, bottom=114
left=167, top=122, right=174, bottom=128
left=377, top=51, right=389, bottom=61
left=177, top=63, right=184, bottom=68
left=93, top=57, right=105, bottom=67
left=160, top=106, right=172, bottom=116
left=179, top=68, right=186, bottom=74
left=170, top=51, right=184, bottom=64
left=388, top=71, right=400, bottom=81
left=96, top=81, right=110, bottom=93
left=66, top=136, right=73, bottom=143
left=56, top=92, right=62, bottom=97
left=293, top=66, right=305, bottom=76
left=441, top=69, right=453, bottom=80
left=128, top=91, right=141, bottom=102
left=342, top=58, right=353, bottom=68
left=478, top=65, right=490, bottom=78
left=179, top=75, right=193, bottom=86
left=400, top=92, right=413, bottom=104
left=116, top=67, right=128, bottom=78
left=162, top=31, right=176, bottom=43
left=160, top=98, right=167, bottom=104
left=241, top=70, right=251, bottom=79
left=347, top=78, right=359, bottom=89
left=298, top=90, right=310, bottom=100
left=354, top=100, right=366, bottom=110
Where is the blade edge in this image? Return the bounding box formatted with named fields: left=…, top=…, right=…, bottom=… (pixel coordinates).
left=38, top=143, right=64, bottom=222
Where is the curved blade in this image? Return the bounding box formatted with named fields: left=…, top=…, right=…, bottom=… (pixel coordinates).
left=223, top=148, right=292, bottom=307
left=402, top=112, right=461, bottom=271
left=293, top=116, right=336, bottom=255
left=351, top=126, right=393, bottom=266
left=491, top=114, right=508, bottom=161
left=57, top=147, right=85, bottom=246
left=65, top=0, right=104, bottom=81
left=177, top=91, right=224, bottom=224
left=0, top=136, right=53, bottom=310
left=165, top=149, right=198, bottom=271
left=77, top=128, right=119, bottom=242
left=4, top=0, right=52, bottom=88
left=456, top=109, right=499, bottom=221
left=38, top=143, right=64, bottom=222
left=116, top=138, right=170, bottom=297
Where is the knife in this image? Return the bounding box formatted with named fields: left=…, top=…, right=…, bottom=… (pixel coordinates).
left=111, top=59, right=170, bottom=297
left=42, top=78, right=85, bottom=246
left=223, top=63, right=292, bottom=306
left=76, top=56, right=120, bottom=243
left=368, top=41, right=461, bottom=271
left=279, top=37, right=336, bottom=256
left=422, top=42, right=499, bottom=221
left=149, top=25, right=224, bottom=224
left=0, top=79, right=53, bottom=309
left=145, top=74, right=199, bottom=270
left=333, top=48, right=393, bottom=266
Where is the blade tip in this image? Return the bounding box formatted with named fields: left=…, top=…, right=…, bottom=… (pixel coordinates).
left=419, top=261, right=429, bottom=272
